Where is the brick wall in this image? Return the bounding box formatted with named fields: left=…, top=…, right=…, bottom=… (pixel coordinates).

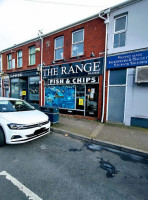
left=2, top=17, right=106, bottom=121
left=2, top=17, right=105, bottom=73
left=2, top=40, right=41, bottom=73
left=43, top=17, right=105, bottom=65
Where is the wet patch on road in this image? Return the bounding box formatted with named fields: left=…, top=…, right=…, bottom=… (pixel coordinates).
left=69, top=145, right=85, bottom=152
left=99, top=158, right=119, bottom=178
left=69, top=148, right=82, bottom=152
left=84, top=143, right=148, bottom=165
left=85, top=143, right=103, bottom=151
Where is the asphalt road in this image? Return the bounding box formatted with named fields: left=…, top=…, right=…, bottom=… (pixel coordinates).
left=0, top=132, right=148, bottom=200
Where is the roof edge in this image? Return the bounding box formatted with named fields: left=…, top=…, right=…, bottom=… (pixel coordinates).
left=101, top=0, right=142, bottom=14
left=0, top=13, right=100, bottom=54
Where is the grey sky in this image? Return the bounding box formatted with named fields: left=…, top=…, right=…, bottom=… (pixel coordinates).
left=0, top=0, right=126, bottom=51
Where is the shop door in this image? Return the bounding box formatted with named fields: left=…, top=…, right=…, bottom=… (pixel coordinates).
left=85, top=85, right=98, bottom=117
left=19, top=78, right=28, bottom=101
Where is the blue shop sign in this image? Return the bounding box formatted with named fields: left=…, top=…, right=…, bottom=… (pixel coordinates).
left=43, top=58, right=103, bottom=79
left=107, top=50, right=148, bottom=69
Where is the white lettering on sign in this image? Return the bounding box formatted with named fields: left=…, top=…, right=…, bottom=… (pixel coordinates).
left=43, top=60, right=102, bottom=78
left=10, top=73, right=23, bottom=78
left=45, top=77, right=99, bottom=85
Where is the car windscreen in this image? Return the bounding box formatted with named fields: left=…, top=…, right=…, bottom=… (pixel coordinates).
left=0, top=100, right=36, bottom=112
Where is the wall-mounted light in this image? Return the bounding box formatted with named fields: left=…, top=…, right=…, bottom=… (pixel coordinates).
left=35, top=48, right=40, bottom=52
left=52, top=60, right=55, bottom=64
left=99, top=52, right=105, bottom=55
left=91, top=52, right=95, bottom=57
left=37, top=64, right=41, bottom=72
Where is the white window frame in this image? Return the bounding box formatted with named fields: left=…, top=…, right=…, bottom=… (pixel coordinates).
left=72, top=29, right=84, bottom=57
left=29, top=46, right=35, bottom=65
left=17, top=50, right=22, bottom=68
left=113, top=14, right=127, bottom=48
left=54, top=36, right=64, bottom=61
left=7, top=53, right=12, bottom=70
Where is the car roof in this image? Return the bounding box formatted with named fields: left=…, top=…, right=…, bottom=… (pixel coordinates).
left=0, top=97, right=21, bottom=101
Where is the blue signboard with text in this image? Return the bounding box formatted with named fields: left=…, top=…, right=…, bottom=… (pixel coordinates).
left=107, top=50, right=148, bottom=69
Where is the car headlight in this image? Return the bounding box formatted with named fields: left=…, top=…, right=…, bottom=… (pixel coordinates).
left=7, top=123, right=28, bottom=130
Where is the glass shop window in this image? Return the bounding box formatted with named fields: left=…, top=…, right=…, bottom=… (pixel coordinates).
left=76, top=85, right=85, bottom=110
left=29, top=76, right=39, bottom=105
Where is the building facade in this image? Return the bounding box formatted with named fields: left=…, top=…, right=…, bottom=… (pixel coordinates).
left=105, top=0, right=148, bottom=127
left=1, top=15, right=106, bottom=120
left=1, top=39, right=41, bottom=109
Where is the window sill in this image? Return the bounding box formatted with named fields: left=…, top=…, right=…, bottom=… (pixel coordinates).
left=28, top=64, right=36, bottom=67
left=70, top=55, right=84, bottom=59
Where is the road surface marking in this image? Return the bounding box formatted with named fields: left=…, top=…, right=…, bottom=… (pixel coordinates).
left=0, top=171, right=43, bottom=200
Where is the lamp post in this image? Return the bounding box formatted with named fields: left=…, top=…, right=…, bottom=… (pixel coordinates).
left=38, top=30, right=43, bottom=106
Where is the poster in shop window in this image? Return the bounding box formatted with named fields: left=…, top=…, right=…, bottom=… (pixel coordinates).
left=79, top=99, right=83, bottom=106
left=45, top=85, right=75, bottom=109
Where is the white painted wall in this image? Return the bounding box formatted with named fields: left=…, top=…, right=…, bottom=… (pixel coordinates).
left=108, top=0, right=148, bottom=54
left=124, top=68, right=148, bottom=126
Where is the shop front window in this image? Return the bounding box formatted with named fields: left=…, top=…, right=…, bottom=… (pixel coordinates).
left=76, top=85, right=85, bottom=110
left=45, top=85, right=75, bottom=109
left=29, top=76, right=39, bottom=107
left=11, top=78, right=19, bottom=99
left=10, top=78, right=28, bottom=100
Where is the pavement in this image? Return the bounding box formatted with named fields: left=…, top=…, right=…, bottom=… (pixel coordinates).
left=51, top=114, right=148, bottom=158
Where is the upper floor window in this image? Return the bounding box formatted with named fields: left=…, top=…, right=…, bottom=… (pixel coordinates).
left=114, top=15, right=127, bottom=48
left=7, top=53, right=12, bottom=69
left=72, top=29, right=84, bottom=57
left=17, top=50, right=22, bottom=68
left=29, top=46, right=35, bottom=65
left=54, top=36, right=64, bottom=60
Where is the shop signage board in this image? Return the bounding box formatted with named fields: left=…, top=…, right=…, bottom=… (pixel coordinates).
left=107, top=50, right=148, bottom=69
left=45, top=76, right=99, bottom=85
left=9, top=70, right=38, bottom=78
left=43, top=58, right=103, bottom=79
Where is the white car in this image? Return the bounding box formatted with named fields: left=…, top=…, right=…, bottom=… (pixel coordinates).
left=0, top=97, right=50, bottom=146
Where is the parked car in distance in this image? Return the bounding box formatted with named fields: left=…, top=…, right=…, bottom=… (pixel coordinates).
left=0, top=97, right=50, bottom=146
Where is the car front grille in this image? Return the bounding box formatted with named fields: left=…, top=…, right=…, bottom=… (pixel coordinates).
left=24, top=120, right=49, bottom=129
left=26, top=127, right=49, bottom=138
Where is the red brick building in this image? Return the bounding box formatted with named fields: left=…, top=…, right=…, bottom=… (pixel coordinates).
left=1, top=14, right=106, bottom=120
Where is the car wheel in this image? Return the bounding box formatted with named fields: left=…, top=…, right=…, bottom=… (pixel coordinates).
left=0, top=127, right=6, bottom=147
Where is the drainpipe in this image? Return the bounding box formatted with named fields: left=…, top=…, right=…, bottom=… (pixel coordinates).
left=38, top=30, right=43, bottom=106
left=99, top=9, right=110, bottom=123
left=40, top=36, right=43, bottom=106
